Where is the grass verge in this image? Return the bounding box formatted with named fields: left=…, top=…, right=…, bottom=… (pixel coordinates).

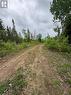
left=44, top=47, right=71, bottom=95
left=0, top=41, right=39, bottom=57
left=0, top=67, right=27, bottom=95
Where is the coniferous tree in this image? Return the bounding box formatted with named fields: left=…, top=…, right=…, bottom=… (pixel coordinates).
left=37, top=34, right=42, bottom=42
left=0, top=19, right=23, bottom=43
left=12, top=19, right=18, bottom=43
left=27, top=29, right=31, bottom=42
left=0, top=19, right=5, bottom=41
left=22, top=29, right=31, bottom=42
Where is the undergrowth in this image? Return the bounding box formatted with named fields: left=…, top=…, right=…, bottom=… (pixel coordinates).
left=0, top=67, right=27, bottom=95
left=45, top=36, right=71, bottom=52
left=0, top=41, right=39, bottom=57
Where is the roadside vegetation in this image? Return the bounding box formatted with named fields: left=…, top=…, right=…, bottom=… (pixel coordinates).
left=44, top=0, right=71, bottom=94
left=0, top=19, right=42, bottom=57
left=0, top=67, right=27, bottom=95
left=45, top=0, right=71, bottom=53
left=0, top=41, right=39, bottom=57
left=45, top=49, right=71, bottom=95
left=45, top=36, right=71, bottom=52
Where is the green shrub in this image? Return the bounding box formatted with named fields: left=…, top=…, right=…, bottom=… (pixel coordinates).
left=17, top=43, right=28, bottom=50
left=0, top=40, right=39, bottom=57
left=45, top=38, right=58, bottom=50
left=0, top=42, right=30, bottom=57
left=45, top=36, right=71, bottom=52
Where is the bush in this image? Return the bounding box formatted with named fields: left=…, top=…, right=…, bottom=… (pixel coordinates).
left=17, top=43, right=29, bottom=50
left=0, top=42, right=30, bottom=57
left=0, top=41, right=38, bottom=57
left=45, top=36, right=71, bottom=52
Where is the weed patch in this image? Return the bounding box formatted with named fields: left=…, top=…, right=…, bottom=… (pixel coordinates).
left=0, top=68, right=27, bottom=95
left=45, top=37, right=71, bottom=52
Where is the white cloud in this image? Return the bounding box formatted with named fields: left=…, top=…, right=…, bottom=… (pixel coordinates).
left=0, top=0, right=56, bottom=37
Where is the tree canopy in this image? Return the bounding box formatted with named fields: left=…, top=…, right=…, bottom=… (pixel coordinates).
left=50, top=0, right=71, bottom=23
left=50, top=0, right=71, bottom=44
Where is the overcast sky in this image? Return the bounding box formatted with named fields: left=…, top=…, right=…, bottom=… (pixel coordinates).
left=0, top=0, right=57, bottom=37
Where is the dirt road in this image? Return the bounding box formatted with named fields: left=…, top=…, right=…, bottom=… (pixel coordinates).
left=0, top=45, right=70, bottom=95
left=0, top=45, right=41, bottom=81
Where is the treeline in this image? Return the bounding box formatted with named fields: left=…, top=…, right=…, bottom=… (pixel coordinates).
left=0, top=19, right=42, bottom=43
left=0, top=19, right=23, bottom=43
left=22, top=29, right=42, bottom=42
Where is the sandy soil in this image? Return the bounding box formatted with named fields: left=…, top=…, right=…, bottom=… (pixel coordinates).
left=0, top=45, right=40, bottom=82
